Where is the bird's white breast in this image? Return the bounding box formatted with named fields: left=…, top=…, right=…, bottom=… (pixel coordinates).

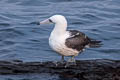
left=49, top=31, right=79, bottom=56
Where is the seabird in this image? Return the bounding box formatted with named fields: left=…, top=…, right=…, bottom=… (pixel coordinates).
left=37, top=15, right=102, bottom=62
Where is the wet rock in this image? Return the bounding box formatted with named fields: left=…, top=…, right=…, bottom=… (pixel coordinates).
left=0, top=59, right=120, bottom=80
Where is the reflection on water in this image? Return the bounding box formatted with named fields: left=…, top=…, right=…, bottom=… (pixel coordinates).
left=0, top=0, right=120, bottom=80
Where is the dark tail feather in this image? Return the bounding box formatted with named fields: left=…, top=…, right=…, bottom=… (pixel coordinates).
left=88, top=40, right=102, bottom=48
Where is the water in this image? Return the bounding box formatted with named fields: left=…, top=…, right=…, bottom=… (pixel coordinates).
left=0, top=0, right=120, bottom=80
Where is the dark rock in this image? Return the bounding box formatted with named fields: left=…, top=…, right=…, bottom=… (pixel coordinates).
left=0, top=59, right=120, bottom=80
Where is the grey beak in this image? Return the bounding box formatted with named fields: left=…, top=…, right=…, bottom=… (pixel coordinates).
left=40, top=19, right=51, bottom=24
left=32, top=19, right=52, bottom=25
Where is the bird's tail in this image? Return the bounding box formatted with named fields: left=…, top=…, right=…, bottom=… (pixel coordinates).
left=88, top=40, right=102, bottom=48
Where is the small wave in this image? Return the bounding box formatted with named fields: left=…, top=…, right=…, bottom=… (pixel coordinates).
left=96, top=48, right=120, bottom=54
left=3, top=40, right=15, bottom=45
left=71, top=21, right=84, bottom=25
left=0, top=28, right=25, bottom=37
left=82, top=13, right=102, bottom=20
left=0, top=23, right=10, bottom=26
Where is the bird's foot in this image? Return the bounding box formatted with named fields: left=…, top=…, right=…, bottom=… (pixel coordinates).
left=53, top=61, right=58, bottom=67
left=59, top=60, right=66, bottom=64
left=65, top=62, right=76, bottom=68
left=65, top=56, right=76, bottom=68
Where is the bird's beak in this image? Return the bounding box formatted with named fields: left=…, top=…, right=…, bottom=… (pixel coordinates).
left=40, top=19, right=51, bottom=25
left=35, top=19, right=52, bottom=25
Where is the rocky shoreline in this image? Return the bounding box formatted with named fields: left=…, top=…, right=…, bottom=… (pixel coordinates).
left=0, top=59, right=120, bottom=80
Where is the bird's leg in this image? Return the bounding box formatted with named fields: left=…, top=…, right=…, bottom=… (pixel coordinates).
left=60, top=55, right=65, bottom=63
left=62, top=56, right=64, bottom=61
left=68, top=56, right=76, bottom=63
left=65, top=56, right=76, bottom=67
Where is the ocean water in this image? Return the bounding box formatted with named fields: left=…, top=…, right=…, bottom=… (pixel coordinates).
left=0, top=0, right=120, bottom=80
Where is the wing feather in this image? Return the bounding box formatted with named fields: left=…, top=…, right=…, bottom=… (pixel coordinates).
left=65, top=30, right=90, bottom=51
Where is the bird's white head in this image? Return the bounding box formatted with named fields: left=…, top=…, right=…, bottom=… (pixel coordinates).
left=38, top=15, right=68, bottom=35
left=39, top=15, right=67, bottom=25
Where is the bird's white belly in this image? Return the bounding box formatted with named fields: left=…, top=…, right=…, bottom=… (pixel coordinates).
left=49, top=36, right=79, bottom=56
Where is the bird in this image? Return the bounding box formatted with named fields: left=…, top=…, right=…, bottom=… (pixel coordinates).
left=36, top=15, right=102, bottom=63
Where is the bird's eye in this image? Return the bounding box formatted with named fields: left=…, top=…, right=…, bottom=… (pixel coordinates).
left=49, top=19, right=53, bottom=23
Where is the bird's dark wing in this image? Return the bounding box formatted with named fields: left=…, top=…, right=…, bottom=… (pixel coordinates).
left=65, top=30, right=90, bottom=51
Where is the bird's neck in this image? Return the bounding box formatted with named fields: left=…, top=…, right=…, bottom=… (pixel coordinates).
left=51, top=22, right=67, bottom=36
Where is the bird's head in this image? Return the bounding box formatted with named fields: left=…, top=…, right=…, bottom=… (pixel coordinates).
left=37, top=15, right=67, bottom=25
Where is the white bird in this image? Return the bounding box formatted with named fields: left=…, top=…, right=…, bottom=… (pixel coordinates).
left=37, top=15, right=102, bottom=62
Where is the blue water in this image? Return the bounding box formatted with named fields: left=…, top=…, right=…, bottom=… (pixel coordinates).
left=0, top=0, right=120, bottom=80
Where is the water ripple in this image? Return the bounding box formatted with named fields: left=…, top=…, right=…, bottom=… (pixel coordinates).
left=0, top=22, right=10, bottom=26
